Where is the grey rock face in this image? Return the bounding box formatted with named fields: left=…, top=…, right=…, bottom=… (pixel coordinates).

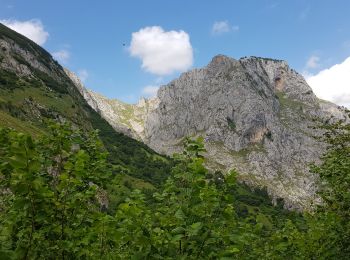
left=0, top=33, right=78, bottom=97
left=145, top=55, right=348, bottom=210
left=73, top=55, right=348, bottom=210
left=0, top=37, right=65, bottom=82
left=65, top=69, right=158, bottom=140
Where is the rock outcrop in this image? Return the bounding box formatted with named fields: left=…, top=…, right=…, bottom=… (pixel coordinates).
left=69, top=55, right=348, bottom=210
left=65, top=68, right=159, bottom=141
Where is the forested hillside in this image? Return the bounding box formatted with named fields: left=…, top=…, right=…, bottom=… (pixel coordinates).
left=0, top=116, right=349, bottom=259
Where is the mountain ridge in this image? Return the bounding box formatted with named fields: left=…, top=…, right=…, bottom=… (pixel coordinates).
left=73, top=54, right=348, bottom=209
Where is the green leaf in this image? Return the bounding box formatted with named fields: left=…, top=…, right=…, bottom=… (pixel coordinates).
left=175, top=209, right=185, bottom=220
left=190, top=222, right=202, bottom=231
left=9, top=155, right=26, bottom=168
left=171, top=227, right=185, bottom=235
left=171, top=234, right=183, bottom=242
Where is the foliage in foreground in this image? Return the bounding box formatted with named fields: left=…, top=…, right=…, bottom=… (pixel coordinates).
left=0, top=124, right=112, bottom=258
left=0, top=115, right=349, bottom=259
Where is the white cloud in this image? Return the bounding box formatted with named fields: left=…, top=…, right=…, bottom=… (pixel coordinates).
left=212, top=21, right=230, bottom=34
left=129, top=26, right=193, bottom=75
left=306, top=56, right=350, bottom=107
left=77, top=69, right=89, bottom=82
left=211, top=21, right=239, bottom=35
left=0, top=19, right=49, bottom=45
left=306, top=55, right=320, bottom=69
left=142, top=85, right=159, bottom=98
left=52, top=49, right=70, bottom=64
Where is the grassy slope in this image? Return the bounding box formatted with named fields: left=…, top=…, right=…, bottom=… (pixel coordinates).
left=0, top=23, right=172, bottom=187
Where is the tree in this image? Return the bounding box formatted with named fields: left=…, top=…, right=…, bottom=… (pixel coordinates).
left=307, top=111, right=350, bottom=258
left=113, top=137, right=248, bottom=258
left=0, top=123, right=112, bottom=259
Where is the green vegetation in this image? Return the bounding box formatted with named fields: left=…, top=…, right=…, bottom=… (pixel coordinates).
left=115, top=102, right=136, bottom=126
left=0, top=110, right=45, bottom=137
left=0, top=127, right=296, bottom=259
left=0, top=118, right=348, bottom=259
left=32, top=68, right=69, bottom=94
left=0, top=76, right=173, bottom=186
left=1, top=22, right=349, bottom=258
left=276, top=91, right=305, bottom=112
left=265, top=130, right=272, bottom=140
left=0, top=124, right=112, bottom=259
left=0, top=70, right=21, bottom=90
left=85, top=106, right=173, bottom=186
left=227, top=116, right=236, bottom=130
left=241, top=56, right=285, bottom=63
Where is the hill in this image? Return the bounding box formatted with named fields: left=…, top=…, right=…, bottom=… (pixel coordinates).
left=0, top=22, right=172, bottom=186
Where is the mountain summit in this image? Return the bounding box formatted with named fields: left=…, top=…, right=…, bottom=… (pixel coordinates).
left=73, top=54, right=348, bottom=209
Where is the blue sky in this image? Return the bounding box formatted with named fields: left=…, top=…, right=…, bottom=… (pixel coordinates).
left=0, top=0, right=350, bottom=106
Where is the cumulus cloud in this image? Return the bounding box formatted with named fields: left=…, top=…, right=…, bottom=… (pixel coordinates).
left=0, top=19, right=49, bottom=45
left=142, top=85, right=159, bottom=98
left=211, top=21, right=239, bottom=35
left=77, top=69, right=89, bottom=82
left=306, top=56, right=350, bottom=107
left=129, top=26, right=193, bottom=75
left=52, top=49, right=70, bottom=64
left=305, top=55, right=320, bottom=69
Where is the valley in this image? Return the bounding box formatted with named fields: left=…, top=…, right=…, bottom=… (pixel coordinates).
left=0, top=18, right=349, bottom=259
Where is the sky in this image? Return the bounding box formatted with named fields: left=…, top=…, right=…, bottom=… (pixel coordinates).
left=0, top=0, right=349, bottom=107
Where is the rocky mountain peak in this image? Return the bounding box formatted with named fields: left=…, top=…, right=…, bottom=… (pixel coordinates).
left=207, top=54, right=237, bottom=71
left=239, top=56, right=317, bottom=103
left=149, top=56, right=346, bottom=209
left=69, top=54, right=348, bottom=210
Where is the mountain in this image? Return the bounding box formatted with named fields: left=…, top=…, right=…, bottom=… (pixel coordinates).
left=1, top=22, right=297, bottom=220
left=1, top=21, right=348, bottom=210
left=0, top=23, right=172, bottom=186
left=78, top=55, right=348, bottom=209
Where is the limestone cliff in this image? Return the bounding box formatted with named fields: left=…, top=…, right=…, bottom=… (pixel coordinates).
left=65, top=68, right=159, bottom=141
left=67, top=55, right=348, bottom=210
